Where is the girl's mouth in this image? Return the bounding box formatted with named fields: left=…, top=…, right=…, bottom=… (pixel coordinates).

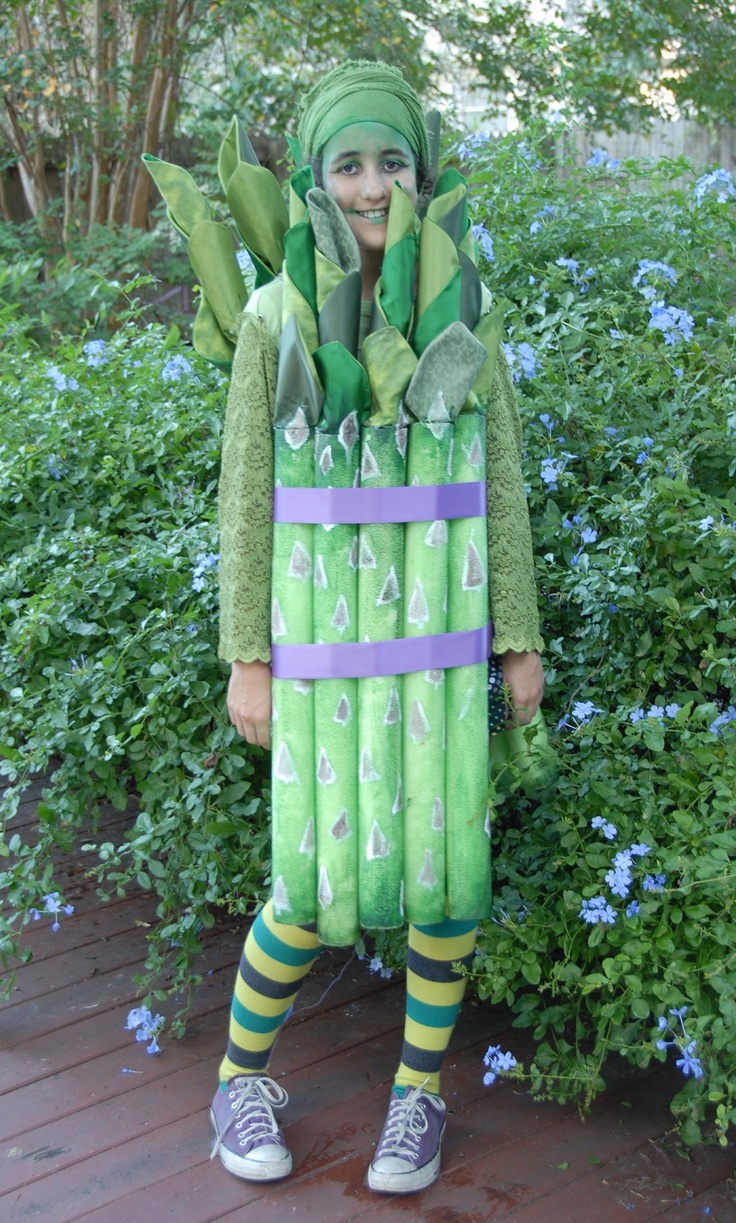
left=354, top=208, right=388, bottom=222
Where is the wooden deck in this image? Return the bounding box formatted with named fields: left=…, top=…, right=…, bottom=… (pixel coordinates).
left=1, top=778, right=734, bottom=1222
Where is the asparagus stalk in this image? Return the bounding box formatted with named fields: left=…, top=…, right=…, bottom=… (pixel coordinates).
left=270, top=316, right=323, bottom=924
left=445, top=406, right=492, bottom=919
left=311, top=345, right=371, bottom=945
left=356, top=327, right=418, bottom=929
left=402, top=324, right=489, bottom=925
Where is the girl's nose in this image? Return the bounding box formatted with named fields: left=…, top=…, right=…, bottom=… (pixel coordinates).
left=360, top=164, right=386, bottom=200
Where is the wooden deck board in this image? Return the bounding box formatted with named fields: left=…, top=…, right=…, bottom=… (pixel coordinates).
left=2, top=785, right=734, bottom=1222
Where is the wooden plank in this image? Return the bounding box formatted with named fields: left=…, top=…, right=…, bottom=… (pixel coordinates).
left=0, top=950, right=400, bottom=1144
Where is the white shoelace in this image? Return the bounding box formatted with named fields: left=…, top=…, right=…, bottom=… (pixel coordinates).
left=211, top=1075, right=289, bottom=1161
left=375, top=1090, right=431, bottom=1159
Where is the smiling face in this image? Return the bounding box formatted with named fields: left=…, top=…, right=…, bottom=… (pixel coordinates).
left=321, top=121, right=418, bottom=263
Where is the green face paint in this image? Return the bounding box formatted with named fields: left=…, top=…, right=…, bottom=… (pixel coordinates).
left=321, top=122, right=418, bottom=264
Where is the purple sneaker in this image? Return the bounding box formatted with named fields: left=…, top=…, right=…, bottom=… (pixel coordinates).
left=367, top=1084, right=447, bottom=1194
left=210, top=1075, right=292, bottom=1181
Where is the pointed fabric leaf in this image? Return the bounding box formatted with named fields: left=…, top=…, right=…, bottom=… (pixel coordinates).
left=472, top=302, right=507, bottom=404
left=187, top=220, right=248, bottom=342
left=459, top=249, right=483, bottom=333
left=274, top=314, right=324, bottom=426
left=283, top=222, right=319, bottom=351
left=405, top=321, right=487, bottom=423
left=414, top=217, right=460, bottom=354
left=306, top=188, right=361, bottom=275
left=289, top=165, right=314, bottom=225
left=318, top=270, right=362, bottom=354
left=218, top=115, right=260, bottom=196
left=142, top=154, right=211, bottom=237
left=433, top=191, right=466, bottom=250
left=374, top=183, right=419, bottom=336
left=191, top=296, right=235, bottom=370
left=313, top=341, right=371, bottom=433
left=225, top=163, right=289, bottom=276
left=362, top=327, right=417, bottom=425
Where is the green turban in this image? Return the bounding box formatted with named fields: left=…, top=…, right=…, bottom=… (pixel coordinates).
left=297, top=59, right=430, bottom=167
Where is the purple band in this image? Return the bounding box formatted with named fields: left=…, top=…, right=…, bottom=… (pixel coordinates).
left=271, top=623, right=493, bottom=680
left=273, top=481, right=485, bottom=525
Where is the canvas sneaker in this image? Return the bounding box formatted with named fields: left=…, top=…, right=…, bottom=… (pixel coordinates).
left=210, top=1074, right=292, bottom=1181
left=367, top=1084, right=447, bottom=1194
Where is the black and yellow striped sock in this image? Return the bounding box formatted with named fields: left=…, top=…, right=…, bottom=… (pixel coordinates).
left=395, top=916, right=478, bottom=1097
left=218, top=899, right=321, bottom=1083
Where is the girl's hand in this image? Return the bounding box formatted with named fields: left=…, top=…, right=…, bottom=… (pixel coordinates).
left=227, top=659, right=273, bottom=749
left=501, top=649, right=544, bottom=728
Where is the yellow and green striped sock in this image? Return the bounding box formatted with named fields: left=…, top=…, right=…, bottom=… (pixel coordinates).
left=218, top=899, right=320, bottom=1083
left=395, top=916, right=478, bottom=1097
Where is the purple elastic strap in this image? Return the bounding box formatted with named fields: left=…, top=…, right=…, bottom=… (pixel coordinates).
left=273, top=481, right=485, bottom=525
left=271, top=622, right=493, bottom=680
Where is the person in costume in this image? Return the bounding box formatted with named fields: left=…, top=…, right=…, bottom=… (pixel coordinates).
left=212, top=60, right=545, bottom=1196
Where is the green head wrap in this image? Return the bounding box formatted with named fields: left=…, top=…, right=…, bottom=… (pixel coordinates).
left=297, top=59, right=430, bottom=167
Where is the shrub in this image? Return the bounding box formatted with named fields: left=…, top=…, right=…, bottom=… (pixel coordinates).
left=1, top=134, right=734, bottom=1137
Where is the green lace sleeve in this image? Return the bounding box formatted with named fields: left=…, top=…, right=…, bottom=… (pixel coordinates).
left=218, top=311, right=279, bottom=663
left=486, top=349, right=544, bottom=655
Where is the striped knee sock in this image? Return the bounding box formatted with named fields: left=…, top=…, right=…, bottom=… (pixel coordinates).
left=395, top=916, right=478, bottom=1096
left=218, top=899, right=321, bottom=1084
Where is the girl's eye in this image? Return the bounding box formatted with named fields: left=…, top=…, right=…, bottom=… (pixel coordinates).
left=383, top=160, right=407, bottom=173
left=337, top=161, right=359, bottom=175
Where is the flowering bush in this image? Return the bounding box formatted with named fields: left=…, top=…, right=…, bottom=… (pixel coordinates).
left=1, top=136, right=734, bottom=1142
left=0, top=304, right=270, bottom=1025
left=459, top=132, right=736, bottom=1145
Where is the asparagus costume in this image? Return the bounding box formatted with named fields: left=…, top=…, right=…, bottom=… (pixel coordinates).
left=145, top=61, right=547, bottom=947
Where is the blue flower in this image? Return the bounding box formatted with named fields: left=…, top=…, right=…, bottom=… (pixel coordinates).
left=369, top=955, right=392, bottom=979
left=664, top=703, right=680, bottom=718
left=540, top=457, right=564, bottom=490
left=84, top=338, right=109, bottom=367
left=648, top=300, right=694, bottom=346
left=472, top=223, right=495, bottom=263
left=642, top=874, right=666, bottom=893
left=709, top=705, right=736, bottom=735
left=556, top=256, right=579, bottom=275
left=580, top=526, right=598, bottom=544
left=191, top=551, right=219, bottom=592
left=633, top=260, right=678, bottom=290
left=592, top=815, right=617, bottom=840
left=629, top=843, right=651, bottom=858
left=647, top=706, right=665, bottom=719
left=579, top=896, right=617, bottom=925
left=539, top=412, right=553, bottom=432
left=629, top=707, right=645, bottom=723
left=483, top=1044, right=518, bottom=1085
left=501, top=340, right=537, bottom=382
left=46, top=365, right=79, bottom=392
left=626, top=900, right=640, bottom=917
left=29, top=891, right=74, bottom=932
left=587, top=148, right=619, bottom=171
left=126, top=1005, right=164, bottom=1054
left=694, top=167, right=735, bottom=205
left=573, top=700, right=601, bottom=724
left=609, top=328, right=623, bottom=340
left=676, top=1040, right=704, bottom=1079
left=699, top=515, right=715, bottom=531
left=162, top=353, right=194, bottom=382
left=47, top=456, right=65, bottom=480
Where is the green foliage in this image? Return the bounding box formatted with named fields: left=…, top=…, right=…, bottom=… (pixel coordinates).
left=457, top=130, right=736, bottom=1145
left=455, top=1, right=736, bottom=129
left=0, top=304, right=270, bottom=1024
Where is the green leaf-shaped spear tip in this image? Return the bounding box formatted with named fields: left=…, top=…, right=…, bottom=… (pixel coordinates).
left=142, top=155, right=211, bottom=238
left=270, top=314, right=323, bottom=927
